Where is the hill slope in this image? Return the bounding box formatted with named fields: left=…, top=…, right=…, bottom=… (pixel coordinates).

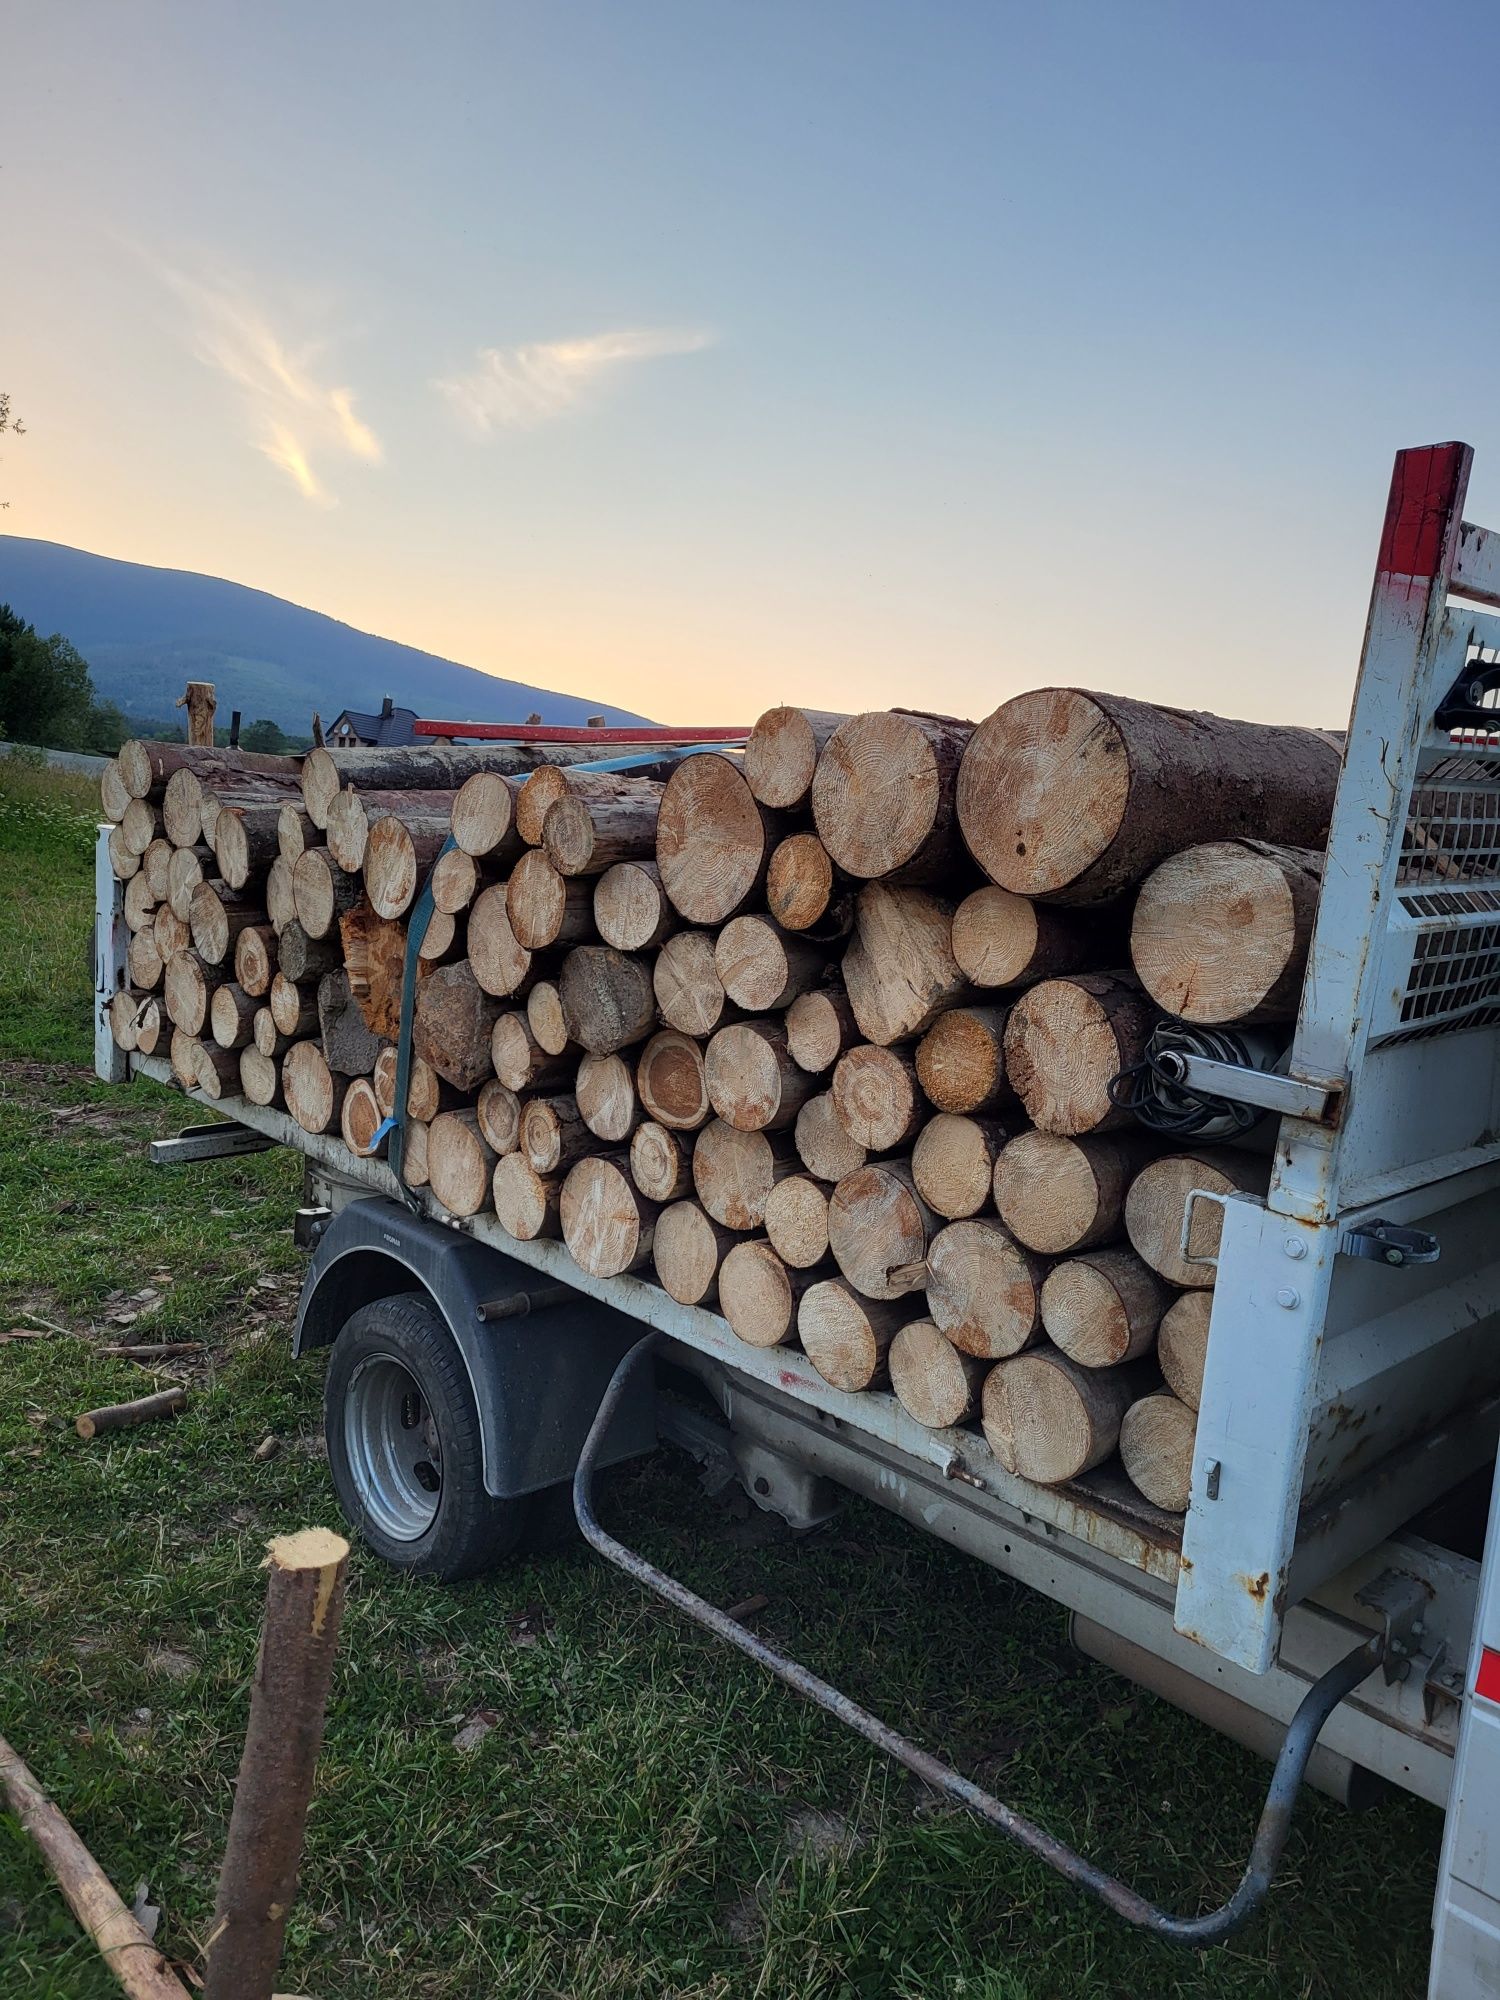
left=0, top=536, right=651, bottom=734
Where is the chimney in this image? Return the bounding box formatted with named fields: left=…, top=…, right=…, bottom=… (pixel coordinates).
left=381, top=695, right=393, bottom=720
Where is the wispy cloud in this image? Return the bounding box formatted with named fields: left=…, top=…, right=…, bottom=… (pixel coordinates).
left=157, top=264, right=382, bottom=504
left=436, top=327, right=714, bottom=435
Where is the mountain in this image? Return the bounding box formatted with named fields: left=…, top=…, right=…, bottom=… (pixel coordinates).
left=0, top=536, right=652, bottom=736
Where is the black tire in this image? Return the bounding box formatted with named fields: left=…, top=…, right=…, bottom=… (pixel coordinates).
left=325, top=1293, right=533, bottom=1580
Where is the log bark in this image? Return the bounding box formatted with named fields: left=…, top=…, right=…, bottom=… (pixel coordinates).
left=797, top=1281, right=916, bottom=1391
left=268, top=974, right=319, bottom=1041
left=507, top=849, right=596, bottom=950
left=636, top=1029, right=711, bottom=1131
left=1119, top=1392, right=1198, bottom=1511
left=450, top=770, right=522, bottom=860
left=233, top=923, right=277, bottom=998
left=1124, top=1148, right=1271, bottom=1287
left=911, top=1112, right=1010, bottom=1221
left=317, top=968, right=382, bottom=1076
left=265, top=855, right=297, bottom=933
left=652, top=1200, right=737, bottom=1304
left=1002, top=973, right=1158, bottom=1135
left=302, top=740, right=638, bottom=825
left=812, top=710, right=972, bottom=883
left=743, top=706, right=848, bottom=808
left=951, top=884, right=1110, bottom=989
left=784, top=985, right=857, bottom=1074
left=413, top=963, right=504, bottom=1091
left=526, top=979, right=573, bottom=1056
left=163, top=949, right=212, bottom=1034
left=842, top=884, right=971, bottom=1045
left=915, top=1004, right=1016, bottom=1114
left=561, top=1156, right=658, bottom=1276
left=75, top=1387, right=187, bottom=1439
left=1130, top=840, right=1324, bottom=1024
left=705, top=1019, right=818, bottom=1132
left=692, top=1119, right=798, bottom=1230
left=830, top=1044, right=923, bottom=1151
left=656, top=753, right=786, bottom=923
left=629, top=1120, right=693, bottom=1203
left=203, top=1528, right=349, bottom=2000
left=1158, top=1290, right=1212, bottom=1411
left=981, top=1352, right=1143, bottom=1484
left=992, top=1130, right=1156, bottom=1255
left=889, top=1320, right=984, bottom=1429
left=363, top=810, right=451, bottom=919
left=765, top=832, right=837, bottom=932
left=714, top=914, right=828, bottom=1012
left=542, top=779, right=662, bottom=876
left=340, top=1075, right=386, bottom=1157
left=283, top=1041, right=349, bottom=1134
left=764, top=1173, right=831, bottom=1269
left=719, top=1239, right=824, bottom=1348
left=491, top=1010, right=573, bottom=1092
left=652, top=930, right=737, bottom=1037
left=593, top=859, right=678, bottom=952
left=277, top=801, right=318, bottom=863
left=468, top=884, right=534, bottom=999
left=559, top=946, right=656, bottom=1055
left=197, top=1034, right=242, bottom=1097
left=793, top=1091, right=867, bottom=1182
left=492, top=1154, right=563, bottom=1239
left=575, top=1051, right=640, bottom=1142
left=955, top=687, right=1342, bottom=905
left=521, top=1094, right=591, bottom=1176
left=1039, top=1248, right=1172, bottom=1368
left=428, top=1108, right=498, bottom=1216
left=926, top=1217, right=1047, bottom=1359
left=476, top=1078, right=523, bottom=1156
left=188, top=881, right=260, bottom=966
left=292, top=849, right=363, bottom=940
left=239, top=1046, right=284, bottom=1107
left=118, top=737, right=300, bottom=799
left=214, top=804, right=283, bottom=890
left=209, top=982, right=259, bottom=1051
left=431, top=845, right=482, bottom=915
left=826, top=1160, right=936, bottom=1302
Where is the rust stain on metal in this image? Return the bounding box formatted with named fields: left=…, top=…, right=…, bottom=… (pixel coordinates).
left=1243, top=1570, right=1272, bottom=1605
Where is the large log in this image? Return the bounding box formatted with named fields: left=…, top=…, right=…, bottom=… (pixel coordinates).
left=450, top=771, right=522, bottom=860
left=575, top=1051, right=640, bottom=1142
left=283, top=1041, right=348, bottom=1134
left=636, top=1029, right=711, bottom=1131
left=1002, top=973, right=1157, bottom=1135
left=559, top=946, right=656, bottom=1055
left=492, top=1153, right=562, bottom=1240
left=951, top=884, right=1105, bottom=989
left=764, top=1173, right=831, bottom=1269
left=629, top=1120, right=692, bottom=1203
left=719, top=1239, right=823, bottom=1348
left=652, top=1199, right=738, bottom=1305
left=981, top=1351, right=1142, bottom=1484
left=468, top=884, right=534, bottom=999
left=784, top=986, right=857, bottom=1074
left=705, top=1019, right=818, bottom=1132
left=1124, top=1148, right=1271, bottom=1287
left=413, top=962, right=504, bottom=1091
left=428, top=1108, right=497, bottom=1216
left=1130, top=840, right=1324, bottom=1025
left=401, top=1117, right=431, bottom=1190
left=830, top=1044, right=923, bottom=1151
left=1119, top=1391, right=1198, bottom=1511
left=793, top=1091, right=867, bottom=1182
left=826, top=1161, right=936, bottom=1302
left=507, top=849, right=596, bottom=950
left=652, top=930, right=737, bottom=1037
left=842, top=883, right=970, bottom=1045
left=107, top=823, right=141, bottom=881
left=656, top=753, right=785, bottom=923
left=812, top=710, right=972, bottom=883
left=123, top=870, right=157, bottom=935
left=889, top=1319, right=984, bottom=1429
left=1039, top=1248, right=1171, bottom=1368
left=127, top=931, right=164, bottom=993
left=956, top=687, right=1342, bottom=905
left=915, top=1004, right=1015, bottom=1114
left=797, top=1281, right=915, bottom=1391
left=992, top=1129, right=1155, bottom=1255
left=910, top=1112, right=1009, bottom=1221
left=302, top=740, right=642, bottom=826
left=692, top=1119, right=798, bottom=1230
left=364, top=810, right=451, bottom=920
left=926, top=1217, right=1047, bottom=1359
left=542, top=779, right=662, bottom=876
left=743, top=706, right=847, bottom=808
left=765, top=832, right=838, bottom=933
left=119, top=797, right=161, bottom=857
left=142, top=837, right=174, bottom=901
left=714, top=915, right=828, bottom=1012
left=561, top=1156, right=658, bottom=1276
left=1158, top=1290, right=1212, bottom=1410
left=594, top=859, right=678, bottom=953
left=118, top=737, right=300, bottom=799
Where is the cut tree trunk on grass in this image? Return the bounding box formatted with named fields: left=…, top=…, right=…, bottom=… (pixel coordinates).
left=714, top=915, right=828, bottom=1012
left=491, top=1011, right=573, bottom=1093
left=992, top=1129, right=1157, bottom=1255
left=521, top=1094, right=591, bottom=1176
left=656, top=754, right=786, bottom=923
left=951, top=884, right=1105, bottom=988
left=812, top=710, right=973, bottom=884
left=575, top=1051, right=640, bottom=1143
left=268, top=975, right=319, bottom=1042
left=629, top=1120, right=692, bottom=1203
left=364, top=811, right=451, bottom=920
left=1120, top=1392, right=1198, bottom=1512
left=1158, top=1289, right=1212, bottom=1410
left=889, top=1320, right=984, bottom=1429
left=428, top=1109, right=497, bottom=1216
left=476, top=1079, right=523, bottom=1156
left=915, top=1005, right=1016, bottom=1115
left=317, top=969, right=383, bottom=1076
left=719, top=1239, right=824, bottom=1348
left=209, top=982, right=258, bottom=1051
left=911, top=1113, right=1010, bottom=1220
left=637, top=1029, right=711, bottom=1132
left=278, top=919, right=340, bottom=986
left=467, top=885, right=534, bottom=1000
left=692, top=1119, right=799, bottom=1231
left=764, top=1173, right=831, bottom=1269
left=1002, top=973, right=1158, bottom=1135
left=826, top=1161, right=936, bottom=1302
left=798, top=1282, right=916, bottom=1392
left=75, top=1387, right=187, bottom=1439
left=542, top=781, right=663, bottom=877
left=743, top=707, right=848, bottom=808
left=784, top=986, right=857, bottom=1074
left=118, top=737, right=300, bottom=799
left=925, top=1218, right=1047, bottom=1359
left=653, top=930, right=738, bottom=1037
left=561, top=1156, right=658, bottom=1276
left=283, top=1041, right=349, bottom=1134
left=559, top=947, right=656, bottom=1055
left=233, top=924, right=277, bottom=998
left=653, top=1200, right=738, bottom=1305
left=526, top=980, right=573, bottom=1056
left=450, top=770, right=522, bottom=860
left=163, top=949, right=212, bottom=1035
left=1124, top=1149, right=1271, bottom=1287
left=203, top=1528, right=349, bottom=2000
left=414, top=963, right=504, bottom=1092
left=491, top=1154, right=562, bottom=1240
left=431, top=846, right=481, bottom=915
left=240, top=1046, right=284, bottom=1107
left=292, top=849, right=363, bottom=940
left=705, top=1019, right=818, bottom=1133
left=765, top=832, right=838, bottom=933
left=981, top=1351, right=1143, bottom=1484
left=842, top=884, right=970, bottom=1045
left=1039, top=1248, right=1172, bottom=1368
left=1130, top=840, right=1324, bottom=1025
left=594, top=859, right=678, bottom=953
left=507, top=849, right=597, bottom=950
left=339, top=903, right=411, bottom=1042
left=793, top=1091, right=867, bottom=1183
left=830, top=1044, right=923, bottom=1152
left=955, top=687, right=1342, bottom=906
left=340, top=1076, right=386, bottom=1157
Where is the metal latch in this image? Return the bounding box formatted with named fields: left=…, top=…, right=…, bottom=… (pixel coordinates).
left=1355, top=1571, right=1430, bottom=1684
left=1339, top=1219, right=1440, bottom=1267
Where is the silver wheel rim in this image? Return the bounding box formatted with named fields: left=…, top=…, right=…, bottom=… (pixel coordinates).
left=343, top=1353, right=443, bottom=1542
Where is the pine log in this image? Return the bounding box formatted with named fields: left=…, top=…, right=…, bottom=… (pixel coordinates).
left=653, top=930, right=737, bottom=1037
left=559, top=946, right=656, bottom=1055
left=1040, top=1248, right=1171, bottom=1368
left=594, top=859, right=678, bottom=952
left=317, top=968, right=382, bottom=1076
left=1130, top=839, right=1324, bottom=1025
left=561, top=1156, right=658, bottom=1276
left=830, top=1044, right=923, bottom=1151
left=526, top=979, right=573, bottom=1056
left=100, top=756, right=133, bottom=822
left=188, top=881, right=260, bottom=966
left=1124, top=1148, right=1271, bottom=1288
left=153, top=904, right=189, bottom=962
left=107, top=823, right=141, bottom=881
left=992, top=1130, right=1155, bottom=1255
left=108, top=989, right=146, bottom=1052
left=543, top=780, right=663, bottom=877
left=413, top=963, right=504, bottom=1091
left=765, top=832, right=837, bottom=932
left=951, top=884, right=1107, bottom=989
left=705, top=1019, right=817, bottom=1133
left=889, top=1320, right=984, bottom=1429
left=653, top=1200, right=737, bottom=1305
left=119, top=798, right=162, bottom=856
left=629, top=1120, right=693, bottom=1203
left=916, top=1003, right=1016, bottom=1113
left=467, top=884, right=534, bottom=999
left=1002, top=973, right=1158, bottom=1135
left=450, top=770, right=522, bottom=860
left=719, top=1239, right=824, bottom=1348
left=340, top=1075, right=386, bottom=1157
left=764, top=1173, right=832, bottom=1269
left=214, top=805, right=284, bottom=890
left=210, top=982, right=259, bottom=1051
left=521, top=1094, right=591, bottom=1176
left=302, top=741, right=636, bottom=826
left=163, top=949, right=212, bottom=1034
left=364, top=811, right=450, bottom=920
left=476, top=1078, right=523, bottom=1156
left=124, top=872, right=157, bottom=934
left=1158, top=1290, right=1212, bottom=1411
left=575, top=1051, right=640, bottom=1142
left=283, top=1041, right=349, bottom=1133
left=793, top=1091, right=867, bottom=1182
left=827, top=1160, right=936, bottom=1301
left=277, top=801, right=317, bottom=863
left=515, top=765, right=572, bottom=846
left=1119, top=1392, right=1198, bottom=1511
left=784, top=986, right=857, bottom=1075
left=811, top=710, right=972, bottom=882
left=142, top=838, right=174, bottom=901
left=161, top=770, right=202, bottom=849
left=743, top=706, right=848, bottom=808
left=268, top=974, right=319, bottom=1041
left=692, top=1119, right=798, bottom=1230
left=981, top=1351, right=1142, bottom=1484
left=127, top=931, right=164, bottom=993
left=166, top=845, right=211, bottom=920
left=491, top=1010, right=572, bottom=1093
left=338, top=902, right=410, bottom=1041
left=656, top=753, right=785, bottom=923
left=842, top=883, right=970, bottom=1045
left=798, top=1282, right=915, bottom=1391
left=291, top=849, right=362, bottom=940
left=911, top=1113, right=1010, bottom=1221
left=492, top=1153, right=563, bottom=1239
left=118, top=737, right=300, bottom=799
left=401, top=1117, right=431, bottom=1190
left=636, top=1029, right=711, bottom=1131
left=234, top=923, right=277, bottom=998
left=428, top=1108, right=497, bottom=1215
left=507, top=849, right=596, bottom=950
left=926, top=1218, right=1047, bottom=1359
left=955, top=687, right=1342, bottom=905
left=170, top=1029, right=201, bottom=1089
left=714, top=915, right=828, bottom=1012
left=240, top=1046, right=284, bottom=1107
left=329, top=788, right=458, bottom=877
left=430, top=846, right=481, bottom=915
left=266, top=855, right=297, bottom=933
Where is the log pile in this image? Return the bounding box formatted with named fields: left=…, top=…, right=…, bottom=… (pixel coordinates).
left=101, top=683, right=1337, bottom=1519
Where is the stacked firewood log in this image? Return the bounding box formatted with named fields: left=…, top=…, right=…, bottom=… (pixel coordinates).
left=100, top=689, right=1343, bottom=1516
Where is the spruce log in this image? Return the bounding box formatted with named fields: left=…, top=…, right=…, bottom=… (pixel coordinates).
left=652, top=1200, right=738, bottom=1305
left=764, top=1173, right=832, bottom=1269
left=784, top=986, right=857, bottom=1074
left=492, top=1154, right=562, bottom=1239
left=981, top=1351, right=1141, bottom=1484
left=431, top=845, right=482, bottom=915
left=127, top=931, right=164, bottom=993
left=169, top=1029, right=200, bottom=1089
left=507, top=848, right=596, bottom=950
left=542, top=779, right=663, bottom=876
left=240, top=1046, right=284, bottom=1108
left=233, top=923, right=277, bottom=997
left=653, top=930, right=737, bottom=1037
left=468, top=884, right=534, bottom=998
left=915, top=1004, right=1015, bottom=1114
left=743, top=706, right=848, bottom=808
left=107, top=823, right=140, bottom=881
left=1124, top=1148, right=1271, bottom=1287
left=515, top=765, right=571, bottom=846
left=1040, top=1248, right=1171, bottom=1368
left=371, top=1044, right=398, bottom=1116
left=889, top=1320, right=984, bottom=1429
left=265, top=855, right=297, bottom=933
left=705, top=1019, right=818, bottom=1132
left=317, top=968, right=382, bottom=1076
left=992, top=1129, right=1155, bottom=1255
left=765, top=832, right=837, bottom=932
left=277, top=801, right=317, bottom=863
left=1002, top=973, right=1157, bottom=1135
left=637, top=1029, right=711, bottom=1131
left=214, top=804, right=283, bottom=890
left=268, top=974, right=319, bottom=1041
left=842, top=883, right=970, bottom=1045
left=153, top=904, right=189, bottom=963
left=1158, top=1290, right=1213, bottom=1411
left=715, top=915, right=828, bottom=1012
left=428, top=1109, right=497, bottom=1216
left=118, top=737, right=300, bottom=799
left=405, top=1053, right=461, bottom=1124
left=292, top=849, right=363, bottom=940
left=692, top=1120, right=798, bottom=1231
left=521, top=1094, right=591, bottom=1176
left=450, top=770, right=522, bottom=860
left=340, top=1076, right=386, bottom=1157
left=364, top=810, right=450, bottom=920
left=413, top=963, right=504, bottom=1091
left=955, top=687, right=1342, bottom=905
left=812, top=709, right=972, bottom=883
left=476, top=1078, right=523, bottom=1156
left=656, top=753, right=785, bottom=923
left=526, top=979, right=573, bottom=1056
left=559, top=946, right=656, bottom=1055
left=827, top=1160, right=936, bottom=1302
left=210, top=982, right=259, bottom=1051
left=1119, top=1392, right=1198, bottom=1511
left=798, top=1282, right=915, bottom=1391
left=793, top=1091, right=867, bottom=1182
left=123, top=871, right=157, bottom=934
left=163, top=949, right=213, bottom=1034
left=188, top=881, right=260, bottom=966
left=338, top=902, right=410, bottom=1041
left=911, top=1113, right=1010, bottom=1221
left=119, top=798, right=162, bottom=856
left=951, top=884, right=1107, bottom=989
left=1130, top=840, right=1324, bottom=1025
left=283, top=1041, right=348, bottom=1134
left=830, top=1044, right=923, bottom=1151
left=417, top=908, right=462, bottom=965
left=327, top=787, right=457, bottom=876
left=926, top=1218, right=1047, bottom=1359
left=108, top=990, right=146, bottom=1052
left=594, top=859, right=678, bottom=952
left=161, top=770, right=201, bottom=849
left=166, top=845, right=211, bottom=920
left=491, top=1010, right=573, bottom=1092
left=575, top=1051, right=640, bottom=1142
left=252, top=1008, right=292, bottom=1060
left=100, top=756, right=133, bottom=822
left=561, top=1156, right=658, bottom=1276
left=720, top=1239, right=823, bottom=1348
left=302, top=741, right=635, bottom=826
left=629, top=1120, right=693, bottom=1203
left=142, top=838, right=174, bottom=901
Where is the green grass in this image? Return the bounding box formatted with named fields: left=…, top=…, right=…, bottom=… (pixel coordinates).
left=0, top=756, right=1444, bottom=1997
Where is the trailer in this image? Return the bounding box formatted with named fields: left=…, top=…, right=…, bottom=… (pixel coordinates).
left=94, top=444, right=1500, bottom=1992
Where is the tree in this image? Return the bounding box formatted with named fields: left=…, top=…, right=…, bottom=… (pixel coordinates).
left=0, top=605, right=97, bottom=746
left=241, top=717, right=292, bottom=754
left=0, top=393, right=22, bottom=509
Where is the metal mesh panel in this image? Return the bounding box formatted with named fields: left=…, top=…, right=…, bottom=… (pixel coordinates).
left=1401, top=769, right=1500, bottom=887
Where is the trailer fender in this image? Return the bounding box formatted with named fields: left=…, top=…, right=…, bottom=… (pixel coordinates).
left=294, top=1196, right=654, bottom=1498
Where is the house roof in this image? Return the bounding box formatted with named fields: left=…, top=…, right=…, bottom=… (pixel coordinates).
left=329, top=705, right=420, bottom=746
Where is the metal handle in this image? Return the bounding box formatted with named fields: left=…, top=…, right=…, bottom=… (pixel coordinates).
left=572, top=1334, right=1387, bottom=1949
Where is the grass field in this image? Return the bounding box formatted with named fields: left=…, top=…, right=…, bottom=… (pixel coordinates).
left=0, top=750, right=1446, bottom=1998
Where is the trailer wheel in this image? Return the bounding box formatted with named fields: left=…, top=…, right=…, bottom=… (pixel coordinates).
left=325, top=1294, right=532, bottom=1580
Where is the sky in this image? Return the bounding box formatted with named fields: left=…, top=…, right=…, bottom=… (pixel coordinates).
left=4, top=0, right=1500, bottom=728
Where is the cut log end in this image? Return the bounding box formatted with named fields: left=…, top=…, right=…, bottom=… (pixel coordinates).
left=1119, top=1392, right=1198, bottom=1512
left=925, top=1217, right=1045, bottom=1359
left=889, top=1320, right=982, bottom=1429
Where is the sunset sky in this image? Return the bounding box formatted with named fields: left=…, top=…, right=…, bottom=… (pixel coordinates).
left=5, top=0, right=1499, bottom=727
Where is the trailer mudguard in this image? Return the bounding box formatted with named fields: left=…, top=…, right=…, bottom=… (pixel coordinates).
left=293, top=1196, right=655, bottom=1498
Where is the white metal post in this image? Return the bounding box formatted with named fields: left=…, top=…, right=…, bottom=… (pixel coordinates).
left=94, top=825, right=129, bottom=1083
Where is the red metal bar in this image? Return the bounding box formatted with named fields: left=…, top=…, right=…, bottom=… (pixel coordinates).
left=413, top=721, right=750, bottom=743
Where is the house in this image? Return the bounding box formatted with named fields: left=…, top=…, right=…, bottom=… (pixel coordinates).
left=325, top=697, right=419, bottom=747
